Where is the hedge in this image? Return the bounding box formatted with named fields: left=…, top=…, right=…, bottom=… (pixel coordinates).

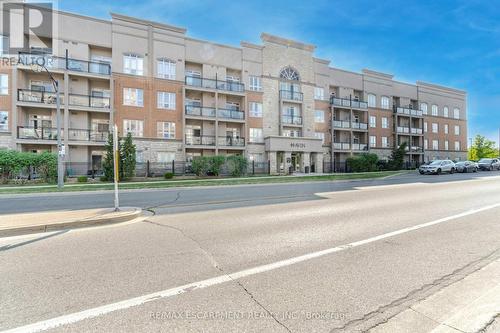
left=0, top=150, right=58, bottom=183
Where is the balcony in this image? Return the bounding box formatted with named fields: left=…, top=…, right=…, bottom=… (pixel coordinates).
left=185, top=105, right=216, bottom=118
left=18, top=89, right=64, bottom=105
left=279, top=90, right=303, bottom=102
left=352, top=143, right=368, bottom=151
left=411, top=128, right=423, bottom=135
left=333, top=120, right=351, bottom=129
left=395, top=107, right=423, bottom=118
left=68, top=94, right=110, bottom=109
left=330, top=97, right=368, bottom=109
left=185, top=76, right=245, bottom=93
left=17, top=126, right=108, bottom=142
left=218, top=108, right=245, bottom=120
left=18, top=53, right=111, bottom=76
left=333, top=142, right=351, bottom=150
left=281, top=115, right=302, bottom=125
left=218, top=137, right=245, bottom=147
left=351, top=122, right=368, bottom=130
left=185, top=135, right=216, bottom=146
left=410, top=146, right=424, bottom=153
left=396, top=126, right=410, bottom=134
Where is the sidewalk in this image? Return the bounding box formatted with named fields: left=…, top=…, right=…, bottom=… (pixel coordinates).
left=0, top=207, right=142, bottom=237
left=370, top=258, right=500, bottom=333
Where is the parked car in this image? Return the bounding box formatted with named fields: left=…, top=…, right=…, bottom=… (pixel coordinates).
left=455, top=161, right=478, bottom=173
left=419, top=160, right=456, bottom=175
left=477, top=158, right=500, bottom=171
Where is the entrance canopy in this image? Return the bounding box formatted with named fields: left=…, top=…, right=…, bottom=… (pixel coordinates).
left=265, top=136, right=323, bottom=153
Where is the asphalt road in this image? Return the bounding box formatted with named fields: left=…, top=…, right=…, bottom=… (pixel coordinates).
left=1, top=171, right=500, bottom=332
left=0, top=171, right=498, bottom=215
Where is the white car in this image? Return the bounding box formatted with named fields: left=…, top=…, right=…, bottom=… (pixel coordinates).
left=419, top=160, right=456, bottom=175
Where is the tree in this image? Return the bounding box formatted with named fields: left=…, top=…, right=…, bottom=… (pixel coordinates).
left=102, top=134, right=115, bottom=181
left=468, top=135, right=498, bottom=160
left=120, top=132, right=136, bottom=180
left=387, top=142, right=407, bottom=170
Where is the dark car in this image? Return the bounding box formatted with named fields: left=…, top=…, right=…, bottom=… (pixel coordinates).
left=477, top=158, right=500, bottom=171
left=455, top=161, right=477, bottom=173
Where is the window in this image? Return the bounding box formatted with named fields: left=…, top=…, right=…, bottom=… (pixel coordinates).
left=443, top=106, right=449, bottom=118
left=123, top=54, right=143, bottom=75
left=424, top=139, right=428, bottom=150
left=370, top=135, right=376, bottom=147
left=381, top=96, right=390, bottom=109
left=249, top=128, right=264, bottom=143
left=381, top=117, right=389, bottom=129
left=432, top=123, right=438, bottom=133
left=157, top=92, right=176, bottom=110
left=136, top=151, right=144, bottom=163
left=315, top=110, right=325, bottom=123
left=454, top=125, right=460, bottom=135
left=123, top=119, right=143, bottom=137
left=0, top=111, right=7, bottom=131
left=432, top=140, right=439, bottom=150
left=455, top=141, right=460, bottom=151
left=157, top=59, right=176, bottom=79
left=445, top=141, right=449, bottom=150
left=283, top=129, right=301, bottom=137
left=157, top=152, right=175, bottom=163
left=249, top=76, right=261, bottom=91
left=431, top=104, right=438, bottom=116
left=249, top=102, right=263, bottom=117
left=314, top=132, right=325, bottom=144
left=248, top=153, right=264, bottom=163
left=157, top=122, right=176, bottom=139
left=314, top=87, right=324, bottom=100
left=0, top=74, right=8, bottom=95
left=421, top=103, right=428, bottom=115
left=424, top=122, right=428, bottom=133
left=382, top=136, right=389, bottom=148
left=369, top=116, right=376, bottom=128
left=279, top=66, right=300, bottom=81
left=123, top=88, right=143, bottom=106
left=444, top=124, right=449, bottom=134
left=0, top=35, right=7, bottom=55
left=453, top=108, right=460, bottom=119
left=368, top=94, right=376, bottom=107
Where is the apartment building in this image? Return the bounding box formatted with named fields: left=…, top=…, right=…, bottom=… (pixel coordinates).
left=0, top=6, right=468, bottom=175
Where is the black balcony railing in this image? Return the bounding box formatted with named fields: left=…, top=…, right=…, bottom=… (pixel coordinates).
left=185, top=135, right=216, bottom=146
left=18, top=89, right=64, bottom=105
left=279, top=90, right=303, bottom=102
left=185, top=105, right=216, bottom=117
left=17, top=126, right=108, bottom=142
left=218, top=136, right=245, bottom=146
left=218, top=108, right=245, bottom=120
left=18, top=53, right=111, bottom=75
left=68, top=94, right=110, bottom=109
left=330, top=96, right=368, bottom=109
left=281, top=115, right=302, bottom=125
left=185, top=76, right=245, bottom=92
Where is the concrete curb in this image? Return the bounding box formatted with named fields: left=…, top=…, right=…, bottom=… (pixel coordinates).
left=0, top=207, right=142, bottom=237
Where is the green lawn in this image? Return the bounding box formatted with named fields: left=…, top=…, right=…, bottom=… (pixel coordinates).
left=0, top=171, right=407, bottom=194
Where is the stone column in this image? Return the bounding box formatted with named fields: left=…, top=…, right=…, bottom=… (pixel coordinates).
left=314, top=153, right=324, bottom=173
left=284, top=151, right=292, bottom=174
left=268, top=151, right=277, bottom=175
left=301, top=152, right=310, bottom=173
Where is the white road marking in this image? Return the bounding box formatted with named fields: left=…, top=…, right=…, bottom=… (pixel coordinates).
left=3, top=202, right=500, bottom=333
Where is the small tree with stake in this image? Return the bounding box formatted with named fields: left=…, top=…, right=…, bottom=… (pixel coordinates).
left=387, top=142, right=408, bottom=170
left=102, top=134, right=116, bottom=181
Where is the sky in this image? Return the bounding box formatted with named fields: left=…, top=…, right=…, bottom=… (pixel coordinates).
left=58, top=0, right=500, bottom=146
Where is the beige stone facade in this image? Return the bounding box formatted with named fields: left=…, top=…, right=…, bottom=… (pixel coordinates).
left=0, top=5, right=468, bottom=175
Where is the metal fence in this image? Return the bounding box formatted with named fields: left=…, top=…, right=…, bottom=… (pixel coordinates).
left=323, top=161, right=423, bottom=173
left=136, top=160, right=270, bottom=177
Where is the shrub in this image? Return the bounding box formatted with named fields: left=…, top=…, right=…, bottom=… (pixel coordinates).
left=346, top=153, right=379, bottom=172
left=207, top=155, right=226, bottom=176
left=99, top=176, right=108, bottom=182
left=120, top=132, right=136, bottom=180
left=0, top=150, right=57, bottom=183
left=226, top=155, right=248, bottom=177
left=191, top=157, right=209, bottom=176
left=164, top=172, right=174, bottom=179
left=77, top=176, right=88, bottom=183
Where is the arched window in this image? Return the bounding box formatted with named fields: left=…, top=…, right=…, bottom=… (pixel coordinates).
left=279, top=66, right=300, bottom=81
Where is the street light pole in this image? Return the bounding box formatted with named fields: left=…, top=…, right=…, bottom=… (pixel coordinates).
left=55, top=80, right=64, bottom=189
